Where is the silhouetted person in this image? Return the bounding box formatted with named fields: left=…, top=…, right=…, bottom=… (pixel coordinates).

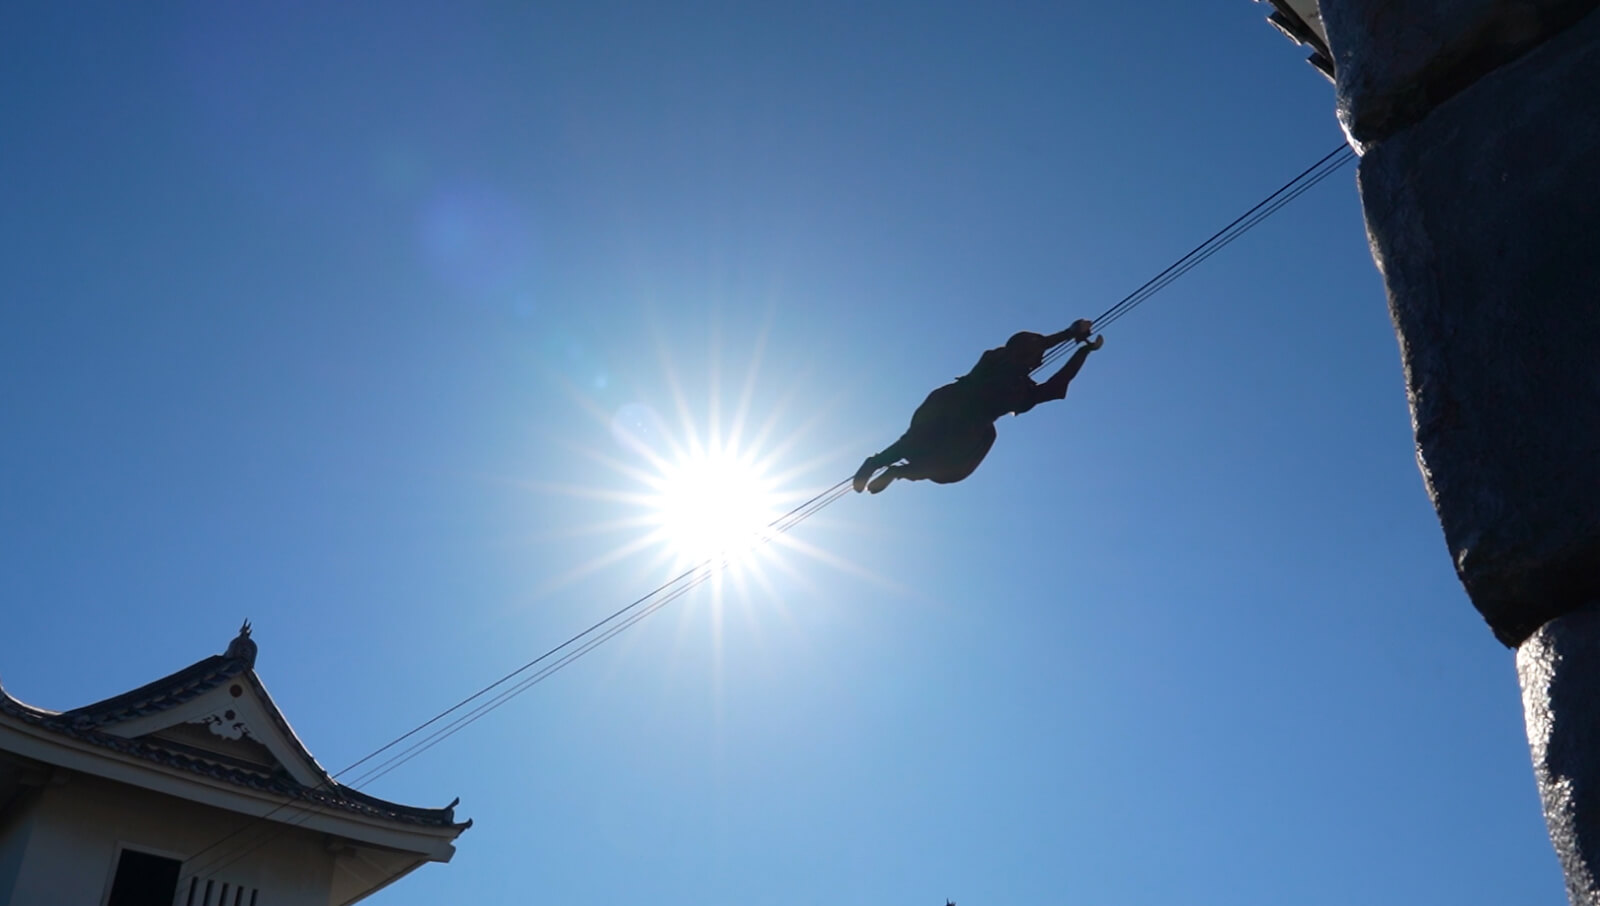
left=852, top=318, right=1103, bottom=494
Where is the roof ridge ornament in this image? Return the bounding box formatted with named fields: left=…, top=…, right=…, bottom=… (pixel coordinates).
left=225, top=620, right=258, bottom=667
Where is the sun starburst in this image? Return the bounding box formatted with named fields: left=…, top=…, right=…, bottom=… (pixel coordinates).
left=510, top=314, right=885, bottom=615
left=646, top=441, right=783, bottom=567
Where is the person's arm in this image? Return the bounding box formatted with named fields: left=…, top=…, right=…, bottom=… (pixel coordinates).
left=1021, top=339, right=1099, bottom=411
left=1041, top=318, right=1094, bottom=349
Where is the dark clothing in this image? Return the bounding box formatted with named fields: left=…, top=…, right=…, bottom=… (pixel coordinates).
left=892, top=383, right=1000, bottom=484
left=955, top=343, right=1051, bottom=419
left=854, top=322, right=1097, bottom=493
left=868, top=341, right=1090, bottom=484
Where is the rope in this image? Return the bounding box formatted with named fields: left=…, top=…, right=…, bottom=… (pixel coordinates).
left=180, top=478, right=852, bottom=884
left=179, top=139, right=1357, bottom=884
left=1038, top=142, right=1356, bottom=372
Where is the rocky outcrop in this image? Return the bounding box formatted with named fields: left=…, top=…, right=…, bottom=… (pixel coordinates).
left=1351, top=4, right=1600, bottom=648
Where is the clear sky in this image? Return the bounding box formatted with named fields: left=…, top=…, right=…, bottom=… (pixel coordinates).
left=0, top=2, right=1563, bottom=903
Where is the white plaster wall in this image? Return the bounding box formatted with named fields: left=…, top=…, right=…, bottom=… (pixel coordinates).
left=5, top=772, right=337, bottom=906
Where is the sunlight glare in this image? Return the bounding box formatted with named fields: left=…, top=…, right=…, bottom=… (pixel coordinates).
left=652, top=445, right=782, bottom=565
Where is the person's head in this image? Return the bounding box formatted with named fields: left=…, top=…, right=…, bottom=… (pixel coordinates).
left=1005, top=331, right=1048, bottom=369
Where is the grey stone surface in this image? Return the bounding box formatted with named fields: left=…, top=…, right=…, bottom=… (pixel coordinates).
left=1519, top=602, right=1600, bottom=904
left=1356, top=5, right=1600, bottom=646
left=1321, top=0, right=1600, bottom=146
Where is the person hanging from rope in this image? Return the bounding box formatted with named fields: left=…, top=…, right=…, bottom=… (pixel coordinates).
left=852, top=319, right=1104, bottom=494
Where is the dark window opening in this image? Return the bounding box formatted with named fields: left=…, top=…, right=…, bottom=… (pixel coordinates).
left=107, top=849, right=181, bottom=906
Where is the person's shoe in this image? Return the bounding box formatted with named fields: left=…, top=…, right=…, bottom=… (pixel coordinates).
left=1068, top=318, right=1094, bottom=342
left=852, top=458, right=878, bottom=493
left=867, top=469, right=896, bottom=494
left=1085, top=334, right=1104, bottom=351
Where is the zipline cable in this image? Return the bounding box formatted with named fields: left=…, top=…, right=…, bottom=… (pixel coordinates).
left=1095, top=144, right=1352, bottom=329
left=338, top=483, right=854, bottom=791
left=189, top=482, right=858, bottom=883
left=178, top=478, right=851, bottom=884
left=181, top=139, right=1356, bottom=884
left=188, top=482, right=860, bottom=883
left=1038, top=143, right=1355, bottom=372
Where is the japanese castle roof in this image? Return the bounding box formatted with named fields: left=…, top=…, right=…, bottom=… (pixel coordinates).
left=0, top=622, right=469, bottom=834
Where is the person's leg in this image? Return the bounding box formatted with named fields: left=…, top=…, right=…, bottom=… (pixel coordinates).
left=865, top=465, right=903, bottom=494
left=854, top=436, right=909, bottom=491
left=854, top=383, right=966, bottom=492
left=927, top=423, right=998, bottom=484
left=868, top=423, right=997, bottom=493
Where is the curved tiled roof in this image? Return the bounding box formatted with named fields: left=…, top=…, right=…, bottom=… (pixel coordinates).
left=53, top=655, right=248, bottom=730
left=0, top=624, right=469, bottom=832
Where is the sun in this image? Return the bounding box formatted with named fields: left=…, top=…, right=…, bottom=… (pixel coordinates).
left=647, top=442, right=784, bottom=566
left=514, top=317, right=886, bottom=609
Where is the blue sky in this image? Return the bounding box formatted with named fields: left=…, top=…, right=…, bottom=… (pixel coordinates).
left=0, top=2, right=1562, bottom=903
